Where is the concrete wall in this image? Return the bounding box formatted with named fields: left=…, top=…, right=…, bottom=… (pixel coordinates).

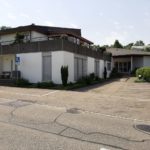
left=87, top=57, right=94, bottom=75
left=52, top=51, right=74, bottom=84
left=17, top=52, right=42, bottom=83
left=143, top=56, right=150, bottom=67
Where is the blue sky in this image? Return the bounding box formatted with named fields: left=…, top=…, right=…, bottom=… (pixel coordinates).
left=0, top=0, right=150, bottom=45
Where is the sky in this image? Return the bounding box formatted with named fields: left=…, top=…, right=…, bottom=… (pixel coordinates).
left=0, top=0, right=150, bottom=46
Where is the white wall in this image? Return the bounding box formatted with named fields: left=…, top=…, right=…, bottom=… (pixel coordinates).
left=52, top=51, right=74, bottom=84
left=0, top=31, right=47, bottom=45
left=0, top=34, right=16, bottom=45
left=143, top=56, right=150, bottom=67
left=17, top=52, right=42, bottom=83
left=87, top=57, right=94, bottom=75
left=31, top=31, right=48, bottom=42
left=64, top=52, right=74, bottom=83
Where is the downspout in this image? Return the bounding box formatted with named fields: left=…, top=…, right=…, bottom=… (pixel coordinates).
left=61, top=38, right=64, bottom=51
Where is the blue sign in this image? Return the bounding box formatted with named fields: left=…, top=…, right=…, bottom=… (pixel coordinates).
left=16, top=57, right=20, bottom=65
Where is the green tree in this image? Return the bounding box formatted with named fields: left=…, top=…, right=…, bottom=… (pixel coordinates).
left=14, top=33, right=25, bottom=44
left=0, top=26, right=11, bottom=30
left=145, top=47, right=150, bottom=52
left=124, top=43, right=134, bottom=49
left=61, top=66, right=68, bottom=86
left=134, top=40, right=145, bottom=46
left=113, top=40, right=123, bottom=48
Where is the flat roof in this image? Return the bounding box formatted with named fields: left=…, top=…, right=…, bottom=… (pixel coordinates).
left=107, top=48, right=150, bottom=57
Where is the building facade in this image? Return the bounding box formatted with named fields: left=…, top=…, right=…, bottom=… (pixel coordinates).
left=107, top=48, right=150, bottom=74
left=0, top=24, right=112, bottom=84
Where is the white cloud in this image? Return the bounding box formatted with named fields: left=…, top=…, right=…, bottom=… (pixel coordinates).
left=0, top=0, right=12, bottom=8
left=98, top=12, right=104, bottom=17
left=20, top=13, right=30, bottom=19
left=69, top=23, right=79, bottom=28
left=144, top=12, right=150, bottom=17
left=44, top=21, right=55, bottom=26
left=128, top=25, right=134, bottom=29
left=113, top=21, right=121, bottom=30
left=7, top=13, right=16, bottom=20
left=104, top=31, right=128, bottom=44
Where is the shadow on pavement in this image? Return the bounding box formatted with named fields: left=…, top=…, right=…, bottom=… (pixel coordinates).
left=72, top=78, right=120, bottom=92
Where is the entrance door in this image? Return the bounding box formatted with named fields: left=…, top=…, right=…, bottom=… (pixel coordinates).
left=42, top=55, right=51, bottom=82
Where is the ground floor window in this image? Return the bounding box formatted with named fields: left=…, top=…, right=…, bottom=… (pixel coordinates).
left=74, top=56, right=87, bottom=81
left=107, top=62, right=111, bottom=71
left=42, top=52, right=52, bottom=81
left=115, top=62, right=131, bottom=73
left=95, top=59, right=100, bottom=76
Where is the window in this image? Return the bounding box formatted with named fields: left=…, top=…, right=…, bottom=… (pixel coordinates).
left=95, top=59, right=100, bottom=76
left=107, top=62, right=111, bottom=71
left=74, top=56, right=87, bottom=81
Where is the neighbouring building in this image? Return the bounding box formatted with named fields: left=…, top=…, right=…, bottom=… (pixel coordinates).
left=0, top=24, right=112, bottom=84
left=107, top=48, right=150, bottom=74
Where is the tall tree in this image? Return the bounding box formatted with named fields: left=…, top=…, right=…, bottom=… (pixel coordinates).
left=0, top=26, right=11, bottom=30
left=124, top=43, right=134, bottom=49
left=134, top=40, right=145, bottom=46
left=113, top=40, right=123, bottom=48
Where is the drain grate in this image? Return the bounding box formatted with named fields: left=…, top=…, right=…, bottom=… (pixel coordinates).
left=66, top=108, right=81, bottom=114
left=136, top=124, right=150, bottom=133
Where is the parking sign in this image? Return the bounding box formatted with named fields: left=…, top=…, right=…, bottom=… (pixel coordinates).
left=16, top=57, right=20, bottom=65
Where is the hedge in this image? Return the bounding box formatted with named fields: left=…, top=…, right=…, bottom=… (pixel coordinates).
left=136, top=67, right=150, bottom=82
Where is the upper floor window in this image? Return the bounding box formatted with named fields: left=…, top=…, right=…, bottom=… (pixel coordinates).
left=24, top=32, right=30, bottom=42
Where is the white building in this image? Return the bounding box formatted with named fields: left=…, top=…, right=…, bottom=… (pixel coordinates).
left=0, top=24, right=112, bottom=84
left=107, top=48, right=150, bottom=74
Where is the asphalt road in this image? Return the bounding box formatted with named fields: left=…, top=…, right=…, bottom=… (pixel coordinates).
left=0, top=78, right=150, bottom=150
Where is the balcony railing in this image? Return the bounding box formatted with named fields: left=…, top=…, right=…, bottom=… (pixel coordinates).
left=0, top=39, right=111, bottom=61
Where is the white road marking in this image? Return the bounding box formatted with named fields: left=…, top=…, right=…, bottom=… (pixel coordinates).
left=100, top=148, right=110, bottom=150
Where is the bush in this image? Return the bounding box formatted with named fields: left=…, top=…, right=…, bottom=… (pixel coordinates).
left=103, top=67, right=107, bottom=79
left=131, top=68, right=138, bottom=76
left=77, top=73, right=101, bottom=85
left=15, top=78, right=30, bottom=87
left=110, top=68, right=122, bottom=78
left=36, top=81, right=55, bottom=88
left=136, top=67, right=150, bottom=82
left=61, top=66, right=69, bottom=86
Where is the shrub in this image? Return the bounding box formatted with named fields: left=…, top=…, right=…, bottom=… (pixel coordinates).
left=110, top=68, right=122, bottom=78
left=36, top=81, right=55, bottom=88
left=103, top=67, right=107, bottom=79
left=61, top=66, right=69, bottom=86
left=15, top=78, right=30, bottom=87
left=136, top=67, right=150, bottom=82
left=131, top=68, right=138, bottom=76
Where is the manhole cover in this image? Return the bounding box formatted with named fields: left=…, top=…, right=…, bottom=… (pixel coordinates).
left=136, top=124, right=150, bottom=133
left=66, top=108, right=80, bottom=114
left=1, top=100, right=32, bottom=108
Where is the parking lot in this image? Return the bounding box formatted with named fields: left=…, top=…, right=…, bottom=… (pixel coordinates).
left=0, top=77, right=150, bottom=150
